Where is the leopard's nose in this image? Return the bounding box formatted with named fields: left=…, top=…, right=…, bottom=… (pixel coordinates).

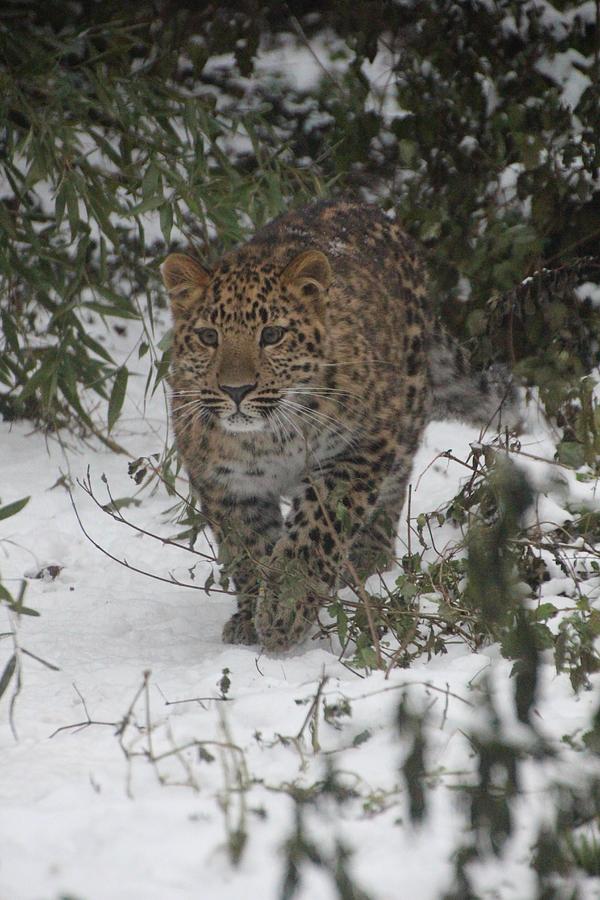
left=219, top=383, right=256, bottom=407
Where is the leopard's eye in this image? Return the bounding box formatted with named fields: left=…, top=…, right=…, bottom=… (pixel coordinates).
left=195, top=327, right=219, bottom=347
left=261, top=326, right=286, bottom=346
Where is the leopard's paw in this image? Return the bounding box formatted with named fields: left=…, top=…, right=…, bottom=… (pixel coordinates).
left=222, top=612, right=258, bottom=645
left=254, top=591, right=316, bottom=652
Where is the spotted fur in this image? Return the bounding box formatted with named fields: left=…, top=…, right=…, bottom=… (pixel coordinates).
left=161, top=200, right=516, bottom=652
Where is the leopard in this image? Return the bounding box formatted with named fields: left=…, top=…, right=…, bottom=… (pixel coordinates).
left=161, top=199, right=517, bottom=652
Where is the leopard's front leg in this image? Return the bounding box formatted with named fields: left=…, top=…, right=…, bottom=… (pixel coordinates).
left=255, top=443, right=398, bottom=651
left=197, top=482, right=283, bottom=645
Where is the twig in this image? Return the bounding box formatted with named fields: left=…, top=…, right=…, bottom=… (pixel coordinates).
left=217, top=708, right=250, bottom=865
left=3, top=613, right=23, bottom=741
left=80, top=469, right=217, bottom=564
left=86, top=418, right=130, bottom=456
left=68, top=486, right=237, bottom=596
left=503, top=445, right=574, bottom=470
left=440, top=682, right=451, bottom=730
left=144, top=671, right=154, bottom=762
left=149, top=738, right=245, bottom=764
left=338, top=680, right=474, bottom=708
left=49, top=683, right=118, bottom=738
left=20, top=648, right=60, bottom=671
left=289, top=16, right=347, bottom=92
left=296, top=673, right=328, bottom=753
left=415, top=448, right=478, bottom=493
left=164, top=695, right=230, bottom=706
left=344, top=558, right=384, bottom=669
left=116, top=670, right=151, bottom=743
left=406, top=483, right=412, bottom=560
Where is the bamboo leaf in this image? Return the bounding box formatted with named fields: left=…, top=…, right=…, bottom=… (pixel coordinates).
left=142, top=161, right=161, bottom=199
left=65, top=181, right=80, bottom=241
left=83, top=301, right=139, bottom=320
left=54, top=182, right=67, bottom=227
left=0, top=496, right=30, bottom=521
left=126, top=195, right=165, bottom=216
left=160, top=201, right=173, bottom=243
left=108, top=366, right=128, bottom=432
left=0, top=654, right=16, bottom=702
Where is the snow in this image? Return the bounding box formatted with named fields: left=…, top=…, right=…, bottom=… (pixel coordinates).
left=202, top=32, right=353, bottom=97
left=259, top=31, right=353, bottom=94
left=497, top=162, right=525, bottom=203
left=2, top=23, right=600, bottom=895
left=361, top=42, right=409, bottom=121
left=498, top=0, right=598, bottom=40
left=2, top=315, right=600, bottom=900
left=576, top=282, right=600, bottom=309
left=536, top=48, right=591, bottom=111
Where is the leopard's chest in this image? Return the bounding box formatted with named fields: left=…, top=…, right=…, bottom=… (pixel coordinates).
left=208, top=427, right=349, bottom=499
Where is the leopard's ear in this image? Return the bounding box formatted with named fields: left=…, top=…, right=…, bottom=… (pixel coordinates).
left=281, top=250, right=331, bottom=299
left=161, top=253, right=211, bottom=315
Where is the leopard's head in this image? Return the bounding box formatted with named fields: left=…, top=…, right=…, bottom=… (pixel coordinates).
left=161, top=249, right=332, bottom=434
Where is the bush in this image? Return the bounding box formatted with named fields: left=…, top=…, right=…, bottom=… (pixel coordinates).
left=1, top=1, right=598, bottom=436
left=0, top=2, right=321, bottom=432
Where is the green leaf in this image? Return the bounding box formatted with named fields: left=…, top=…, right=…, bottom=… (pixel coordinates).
left=0, top=496, right=30, bottom=521
left=357, top=645, right=379, bottom=669
left=142, top=161, right=161, bottom=199
left=557, top=441, right=585, bottom=469
left=160, top=202, right=173, bottom=243
left=157, top=329, right=173, bottom=352
left=101, top=496, right=142, bottom=512
left=108, top=366, right=129, bottom=432
left=330, top=600, right=348, bottom=644
left=79, top=332, right=115, bottom=363
left=19, top=353, right=59, bottom=401
left=533, top=603, right=558, bottom=622
left=1, top=310, right=20, bottom=354
left=85, top=187, right=119, bottom=243
left=352, top=729, right=372, bottom=747
left=16, top=605, right=40, bottom=616
left=152, top=349, right=171, bottom=393
left=530, top=622, right=555, bottom=650
left=65, top=181, right=80, bottom=241
left=83, top=302, right=139, bottom=320
left=589, top=609, right=600, bottom=636
left=54, top=182, right=67, bottom=227
left=58, top=359, right=95, bottom=430
left=398, top=139, right=417, bottom=167
left=126, top=195, right=165, bottom=216
left=0, top=654, right=16, bottom=702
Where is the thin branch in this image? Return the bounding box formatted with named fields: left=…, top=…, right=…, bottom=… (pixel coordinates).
left=68, top=486, right=237, bottom=597
left=49, top=683, right=118, bottom=738
left=20, top=648, right=60, bottom=671
left=79, top=468, right=217, bottom=563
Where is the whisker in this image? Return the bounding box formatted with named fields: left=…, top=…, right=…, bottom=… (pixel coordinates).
left=282, top=398, right=354, bottom=433
left=173, top=396, right=218, bottom=438
left=280, top=399, right=357, bottom=449
left=174, top=399, right=203, bottom=415
left=316, top=360, right=400, bottom=370
left=276, top=404, right=306, bottom=444
left=285, top=387, right=361, bottom=399
left=284, top=394, right=357, bottom=414
left=174, top=408, right=201, bottom=440
left=271, top=408, right=290, bottom=445
left=170, top=389, right=222, bottom=397
left=173, top=398, right=205, bottom=416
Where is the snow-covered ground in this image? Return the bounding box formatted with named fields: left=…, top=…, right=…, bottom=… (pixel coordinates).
left=3, top=8, right=600, bottom=895
left=2, top=315, right=600, bottom=900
